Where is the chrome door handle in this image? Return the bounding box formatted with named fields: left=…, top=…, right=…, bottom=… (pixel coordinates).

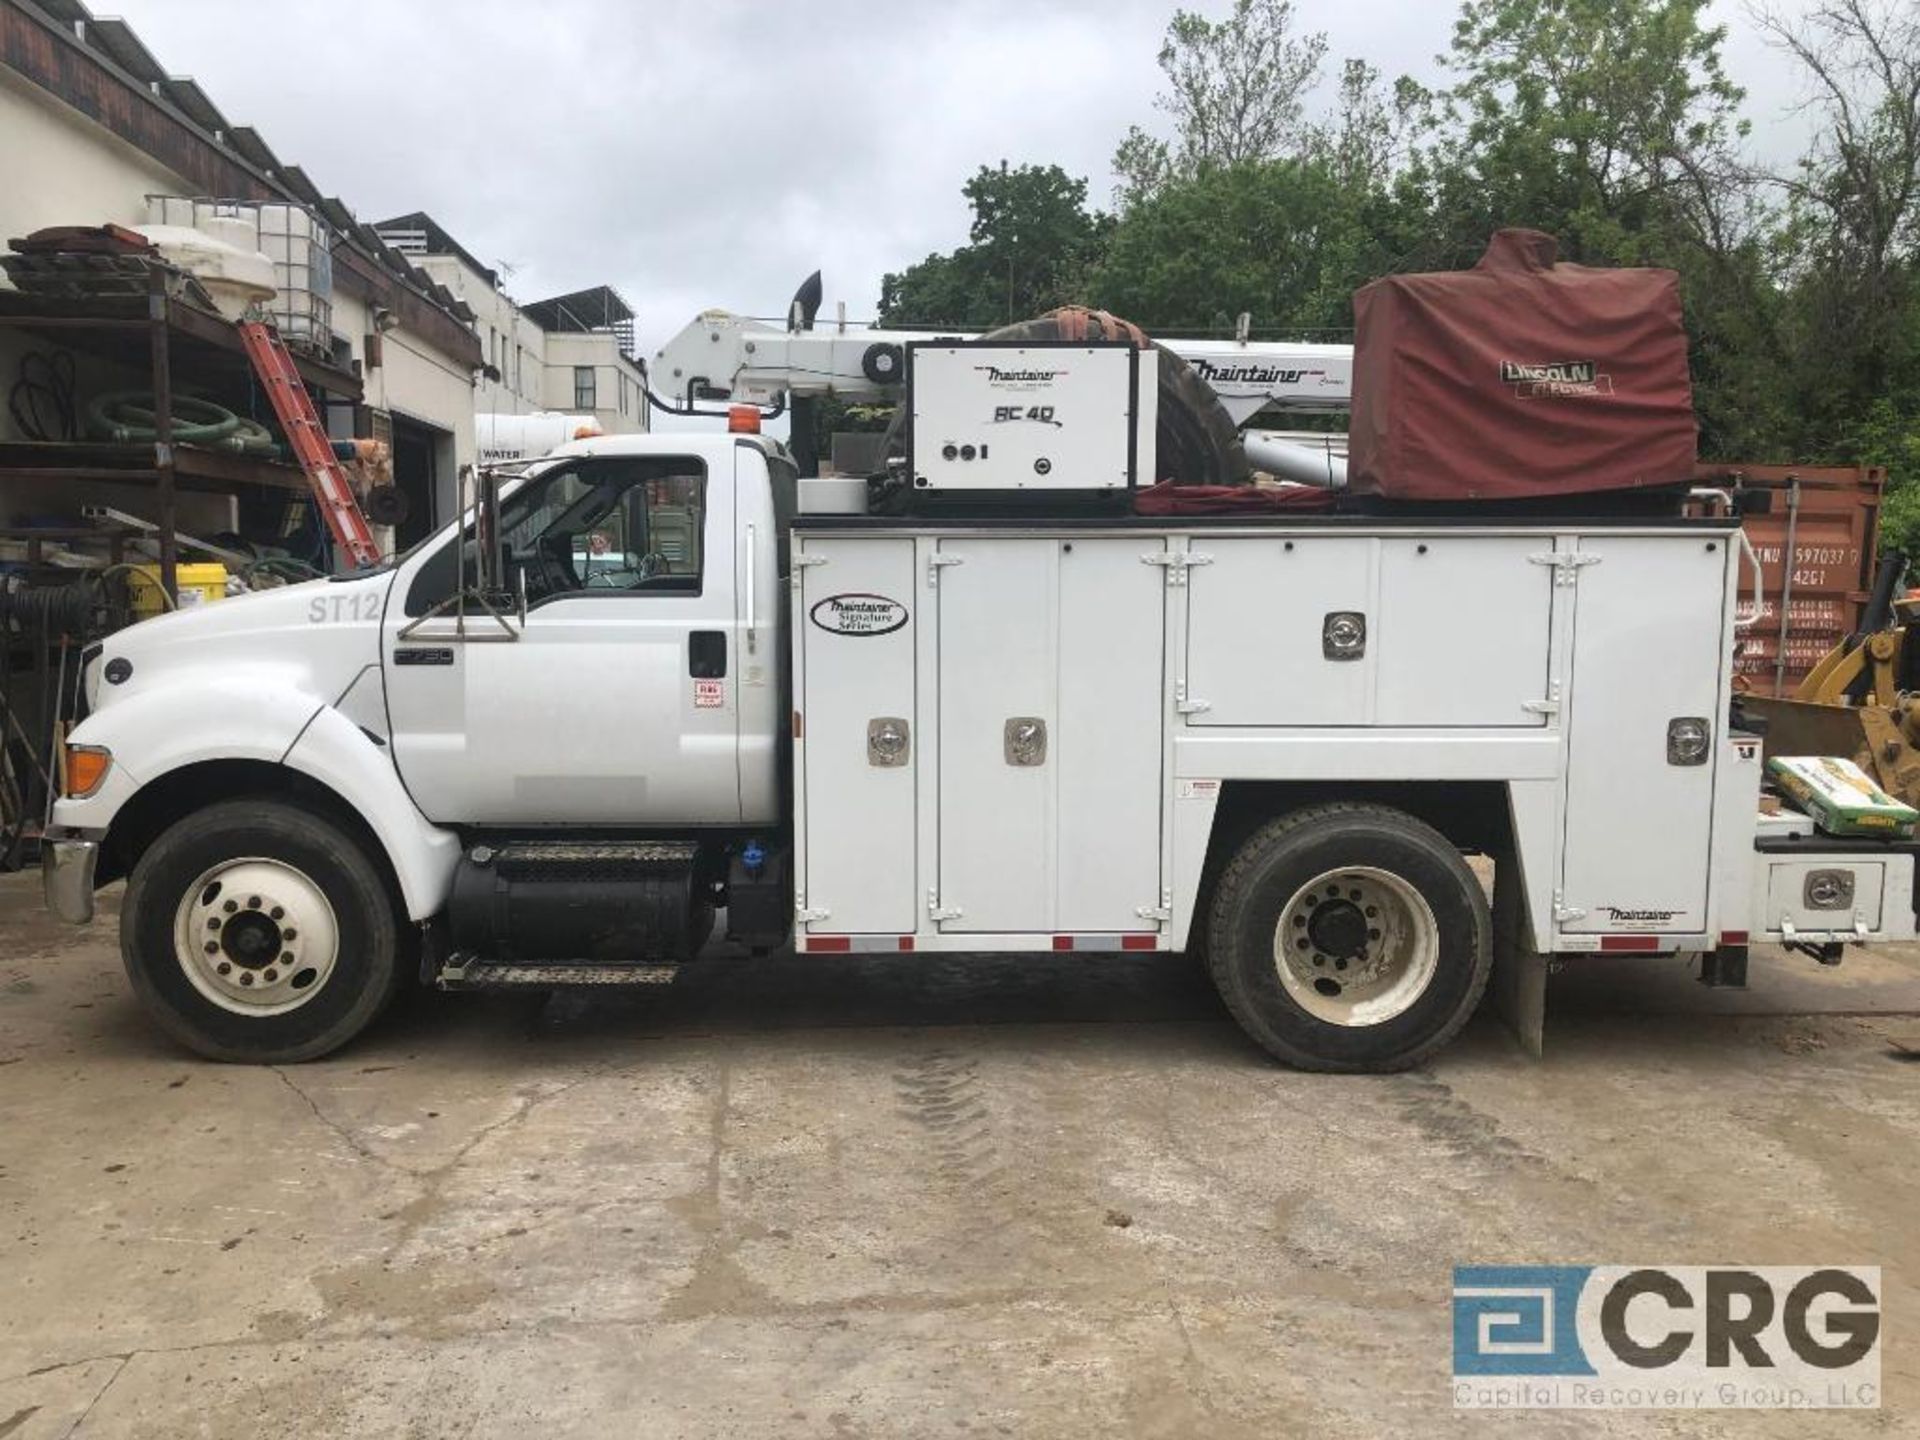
left=868, top=717, right=911, bottom=766
left=1004, top=717, right=1047, bottom=766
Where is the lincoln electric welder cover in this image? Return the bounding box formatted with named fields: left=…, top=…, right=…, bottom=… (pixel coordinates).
left=1348, top=230, right=1696, bottom=500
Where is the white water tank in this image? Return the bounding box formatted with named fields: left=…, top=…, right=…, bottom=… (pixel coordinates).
left=134, top=223, right=277, bottom=320
left=476, top=412, right=605, bottom=463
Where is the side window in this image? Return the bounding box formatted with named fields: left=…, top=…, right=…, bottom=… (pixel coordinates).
left=405, top=458, right=706, bottom=615
left=765, top=450, right=797, bottom=580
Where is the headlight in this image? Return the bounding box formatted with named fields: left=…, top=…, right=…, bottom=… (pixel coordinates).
left=1667, top=716, right=1711, bottom=766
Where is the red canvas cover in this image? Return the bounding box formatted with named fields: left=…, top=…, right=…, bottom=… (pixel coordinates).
left=1134, top=479, right=1335, bottom=514
left=1348, top=230, right=1697, bottom=500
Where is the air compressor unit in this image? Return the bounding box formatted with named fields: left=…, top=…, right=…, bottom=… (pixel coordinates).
left=907, top=341, right=1155, bottom=499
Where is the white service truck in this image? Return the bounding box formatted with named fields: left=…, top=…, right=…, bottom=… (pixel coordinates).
left=39, top=338, right=1917, bottom=1069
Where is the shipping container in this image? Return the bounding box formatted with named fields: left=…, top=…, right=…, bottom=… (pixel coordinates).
left=1693, top=464, right=1884, bottom=696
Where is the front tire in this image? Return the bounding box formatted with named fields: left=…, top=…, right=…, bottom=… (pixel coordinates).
left=121, top=799, right=402, bottom=1062
left=1206, top=803, right=1490, bottom=1072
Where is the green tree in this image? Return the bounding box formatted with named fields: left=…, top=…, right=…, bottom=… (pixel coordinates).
left=1092, top=155, right=1412, bottom=335
left=1413, top=0, right=1750, bottom=265
left=876, top=163, right=1111, bottom=328
left=1756, top=1, right=1920, bottom=540
left=1113, top=0, right=1328, bottom=204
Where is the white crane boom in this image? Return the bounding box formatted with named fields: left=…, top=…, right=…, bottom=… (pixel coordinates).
left=648, top=309, right=1354, bottom=426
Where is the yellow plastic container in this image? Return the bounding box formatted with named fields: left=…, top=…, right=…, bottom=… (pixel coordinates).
left=126, top=562, right=228, bottom=618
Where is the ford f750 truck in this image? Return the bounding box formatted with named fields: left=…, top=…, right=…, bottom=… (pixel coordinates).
left=40, top=337, right=1914, bottom=1069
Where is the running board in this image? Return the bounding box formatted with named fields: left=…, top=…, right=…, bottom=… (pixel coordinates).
left=437, top=957, right=681, bottom=989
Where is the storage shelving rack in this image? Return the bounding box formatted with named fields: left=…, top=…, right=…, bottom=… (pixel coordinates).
left=0, top=268, right=362, bottom=596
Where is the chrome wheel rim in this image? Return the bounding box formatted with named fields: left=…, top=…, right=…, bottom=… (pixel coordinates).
left=172, top=857, right=339, bottom=1016
left=1272, top=866, right=1439, bottom=1027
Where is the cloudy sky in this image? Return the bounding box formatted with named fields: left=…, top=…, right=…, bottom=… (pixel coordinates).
left=105, top=0, right=1822, bottom=357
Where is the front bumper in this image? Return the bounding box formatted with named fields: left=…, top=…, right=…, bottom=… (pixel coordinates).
left=43, top=838, right=99, bottom=924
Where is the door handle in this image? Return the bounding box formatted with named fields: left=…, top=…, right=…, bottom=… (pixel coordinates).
left=744, top=522, right=757, bottom=656
left=689, top=630, right=727, bottom=678
left=1004, top=717, right=1047, bottom=766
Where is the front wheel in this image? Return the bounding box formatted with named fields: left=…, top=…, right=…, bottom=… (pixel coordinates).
left=1205, top=803, right=1490, bottom=1072
left=121, top=799, right=403, bottom=1063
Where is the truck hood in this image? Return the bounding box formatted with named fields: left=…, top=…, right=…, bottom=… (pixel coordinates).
left=86, top=571, right=396, bottom=717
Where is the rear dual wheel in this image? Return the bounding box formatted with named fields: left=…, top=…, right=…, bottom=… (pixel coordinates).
left=122, top=800, right=403, bottom=1063
left=1206, top=804, right=1490, bottom=1071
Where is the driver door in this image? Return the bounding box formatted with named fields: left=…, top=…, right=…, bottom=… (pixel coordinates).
left=381, top=452, right=742, bottom=825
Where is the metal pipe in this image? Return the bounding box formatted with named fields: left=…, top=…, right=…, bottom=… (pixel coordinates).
left=1772, top=478, right=1802, bottom=698
left=1243, top=431, right=1347, bottom=487
left=1858, top=550, right=1906, bottom=636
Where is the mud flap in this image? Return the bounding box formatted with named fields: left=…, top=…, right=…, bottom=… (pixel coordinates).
left=1491, top=855, right=1548, bottom=1058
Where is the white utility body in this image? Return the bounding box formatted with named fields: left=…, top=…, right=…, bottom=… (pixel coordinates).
left=792, top=516, right=1912, bottom=959
left=39, top=342, right=1916, bottom=1070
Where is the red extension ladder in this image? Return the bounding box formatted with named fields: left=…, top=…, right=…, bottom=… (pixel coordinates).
left=237, top=320, right=381, bottom=568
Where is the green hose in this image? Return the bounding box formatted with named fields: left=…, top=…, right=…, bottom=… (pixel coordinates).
left=85, top=391, right=277, bottom=454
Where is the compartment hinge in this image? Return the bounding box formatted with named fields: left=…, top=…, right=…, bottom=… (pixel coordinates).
left=927, top=553, right=965, bottom=587
left=1143, top=550, right=1212, bottom=587
left=1136, top=888, right=1172, bottom=923
left=795, top=902, right=830, bottom=923
left=1529, top=552, right=1603, bottom=587
left=1521, top=680, right=1563, bottom=717
left=927, top=887, right=963, bottom=922
left=1552, top=892, right=1586, bottom=924
left=1174, top=679, right=1211, bottom=716
left=792, top=554, right=829, bottom=568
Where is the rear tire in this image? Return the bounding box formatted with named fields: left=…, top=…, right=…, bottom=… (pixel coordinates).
left=1205, top=803, right=1490, bottom=1071
left=121, top=799, right=402, bottom=1063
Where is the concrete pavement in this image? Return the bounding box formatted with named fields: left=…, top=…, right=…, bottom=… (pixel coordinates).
left=1, top=872, right=1917, bottom=1438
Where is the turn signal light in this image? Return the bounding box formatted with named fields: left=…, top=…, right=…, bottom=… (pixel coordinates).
left=64, top=744, right=112, bottom=799
left=727, top=405, right=762, bottom=434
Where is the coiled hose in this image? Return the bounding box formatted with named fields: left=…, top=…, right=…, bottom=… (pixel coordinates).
left=85, top=391, right=277, bottom=454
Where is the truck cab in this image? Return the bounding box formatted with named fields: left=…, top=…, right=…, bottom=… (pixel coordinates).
left=379, top=433, right=788, bottom=828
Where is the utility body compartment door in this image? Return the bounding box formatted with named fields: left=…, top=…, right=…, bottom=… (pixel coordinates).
left=1557, top=535, right=1730, bottom=934
left=934, top=537, right=1165, bottom=933
left=1183, top=535, right=1552, bottom=726
left=795, top=537, right=919, bottom=934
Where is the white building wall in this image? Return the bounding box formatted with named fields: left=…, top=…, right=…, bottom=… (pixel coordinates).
left=410, top=253, right=541, bottom=417
left=541, top=331, right=648, bottom=436
left=0, top=67, right=185, bottom=234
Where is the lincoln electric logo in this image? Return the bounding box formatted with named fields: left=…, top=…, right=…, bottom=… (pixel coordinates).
left=1500, top=358, right=1614, bottom=398
left=1453, top=1265, right=1880, bottom=1410
left=1191, top=358, right=1325, bottom=388
left=976, top=365, right=1063, bottom=384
